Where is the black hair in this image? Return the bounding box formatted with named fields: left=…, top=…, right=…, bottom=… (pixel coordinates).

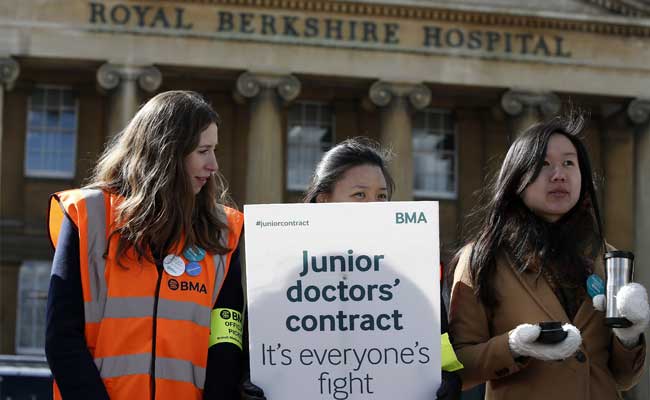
left=303, top=137, right=395, bottom=203
left=453, top=114, right=605, bottom=307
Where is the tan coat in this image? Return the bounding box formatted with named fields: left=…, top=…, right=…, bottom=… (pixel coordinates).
left=449, top=245, right=646, bottom=400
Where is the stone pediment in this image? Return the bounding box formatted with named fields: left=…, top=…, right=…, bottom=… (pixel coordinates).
left=351, top=0, right=650, bottom=17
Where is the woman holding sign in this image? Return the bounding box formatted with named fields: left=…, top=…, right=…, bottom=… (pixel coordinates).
left=448, top=115, right=648, bottom=400
left=304, top=137, right=463, bottom=400
left=45, top=91, right=261, bottom=400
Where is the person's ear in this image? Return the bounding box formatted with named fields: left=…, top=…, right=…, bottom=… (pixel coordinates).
left=315, top=193, right=329, bottom=203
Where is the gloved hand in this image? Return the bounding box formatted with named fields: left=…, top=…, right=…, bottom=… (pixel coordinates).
left=240, top=376, right=266, bottom=400
left=612, top=283, right=650, bottom=348
left=436, top=370, right=462, bottom=400
left=508, top=323, right=581, bottom=361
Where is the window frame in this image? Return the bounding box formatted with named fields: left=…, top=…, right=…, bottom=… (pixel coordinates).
left=15, top=260, right=51, bottom=355
left=412, top=108, right=458, bottom=200
left=286, top=100, right=336, bottom=192
left=23, top=85, right=79, bottom=179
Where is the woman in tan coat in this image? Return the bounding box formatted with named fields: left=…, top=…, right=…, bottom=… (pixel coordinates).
left=448, top=115, right=648, bottom=399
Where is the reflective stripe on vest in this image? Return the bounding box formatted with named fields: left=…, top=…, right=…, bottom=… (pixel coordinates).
left=49, top=188, right=109, bottom=325
left=94, top=354, right=206, bottom=388
left=212, top=253, right=226, bottom=306
left=98, top=297, right=212, bottom=327
left=48, top=189, right=242, bottom=398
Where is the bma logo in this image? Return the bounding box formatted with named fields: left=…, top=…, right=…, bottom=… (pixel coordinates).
left=220, top=309, right=243, bottom=322
left=167, top=278, right=207, bottom=294
left=395, top=211, right=428, bottom=224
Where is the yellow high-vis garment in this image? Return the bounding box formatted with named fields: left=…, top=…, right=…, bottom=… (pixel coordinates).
left=47, top=189, right=243, bottom=399
left=441, top=333, right=464, bottom=372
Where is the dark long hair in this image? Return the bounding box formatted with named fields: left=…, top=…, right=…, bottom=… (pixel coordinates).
left=88, top=91, right=233, bottom=265
left=303, top=137, right=395, bottom=203
left=455, top=114, right=605, bottom=307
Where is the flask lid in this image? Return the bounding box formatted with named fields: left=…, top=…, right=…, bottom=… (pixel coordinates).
left=604, top=251, right=634, bottom=260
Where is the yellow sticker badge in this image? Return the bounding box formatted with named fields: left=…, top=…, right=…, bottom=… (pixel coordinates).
left=210, top=308, right=243, bottom=350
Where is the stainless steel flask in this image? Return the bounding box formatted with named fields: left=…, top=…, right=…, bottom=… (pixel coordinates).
left=604, top=251, right=635, bottom=328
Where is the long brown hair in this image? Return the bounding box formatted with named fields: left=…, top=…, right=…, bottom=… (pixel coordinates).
left=88, top=90, right=234, bottom=264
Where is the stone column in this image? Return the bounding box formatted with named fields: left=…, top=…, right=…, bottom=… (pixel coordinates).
left=96, top=63, right=162, bottom=138
left=0, top=57, right=19, bottom=199
left=501, top=89, right=561, bottom=139
left=0, top=57, right=19, bottom=352
left=368, top=81, right=431, bottom=201
left=602, top=111, right=635, bottom=251
left=627, top=98, right=650, bottom=400
left=236, top=72, right=301, bottom=204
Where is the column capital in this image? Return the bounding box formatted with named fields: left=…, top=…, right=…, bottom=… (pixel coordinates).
left=235, top=72, right=301, bottom=102
left=500, top=89, right=561, bottom=117
left=368, top=81, right=431, bottom=110
left=627, top=98, right=650, bottom=125
left=96, top=63, right=162, bottom=93
left=0, top=57, right=20, bottom=91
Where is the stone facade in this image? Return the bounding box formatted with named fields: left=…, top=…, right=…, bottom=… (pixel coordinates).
left=0, top=1, right=648, bottom=398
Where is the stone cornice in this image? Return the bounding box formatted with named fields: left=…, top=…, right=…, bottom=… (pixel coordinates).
left=149, top=0, right=650, bottom=37
left=584, top=0, right=650, bottom=17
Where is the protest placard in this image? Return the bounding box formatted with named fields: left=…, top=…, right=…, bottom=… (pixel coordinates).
left=244, top=201, right=441, bottom=400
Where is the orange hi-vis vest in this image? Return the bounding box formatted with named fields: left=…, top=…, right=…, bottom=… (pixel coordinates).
left=47, top=189, right=243, bottom=400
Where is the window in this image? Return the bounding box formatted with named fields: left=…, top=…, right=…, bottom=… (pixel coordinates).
left=412, top=109, right=457, bottom=198
left=15, top=261, right=51, bottom=354
left=286, top=102, right=334, bottom=191
left=24, top=86, right=78, bottom=178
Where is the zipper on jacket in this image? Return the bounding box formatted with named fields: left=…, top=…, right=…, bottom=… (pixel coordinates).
left=151, top=261, right=164, bottom=400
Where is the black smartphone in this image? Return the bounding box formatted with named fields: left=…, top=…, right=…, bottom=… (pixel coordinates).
left=536, top=321, right=568, bottom=344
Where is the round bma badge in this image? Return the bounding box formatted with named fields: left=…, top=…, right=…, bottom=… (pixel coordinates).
left=185, top=262, right=202, bottom=277
left=183, top=246, right=206, bottom=262
left=163, top=254, right=185, bottom=277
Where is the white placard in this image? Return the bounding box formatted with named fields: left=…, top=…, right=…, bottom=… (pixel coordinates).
left=244, top=202, right=441, bottom=400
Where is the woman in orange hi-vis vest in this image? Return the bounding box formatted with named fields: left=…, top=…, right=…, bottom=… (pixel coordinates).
left=45, top=91, right=265, bottom=400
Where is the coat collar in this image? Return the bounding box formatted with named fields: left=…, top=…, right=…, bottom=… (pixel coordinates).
left=502, top=252, right=569, bottom=322
left=502, top=251, right=605, bottom=327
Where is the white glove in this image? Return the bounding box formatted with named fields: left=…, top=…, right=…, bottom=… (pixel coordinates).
left=612, top=283, right=650, bottom=348
left=508, top=323, right=582, bottom=361
left=593, top=294, right=606, bottom=312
